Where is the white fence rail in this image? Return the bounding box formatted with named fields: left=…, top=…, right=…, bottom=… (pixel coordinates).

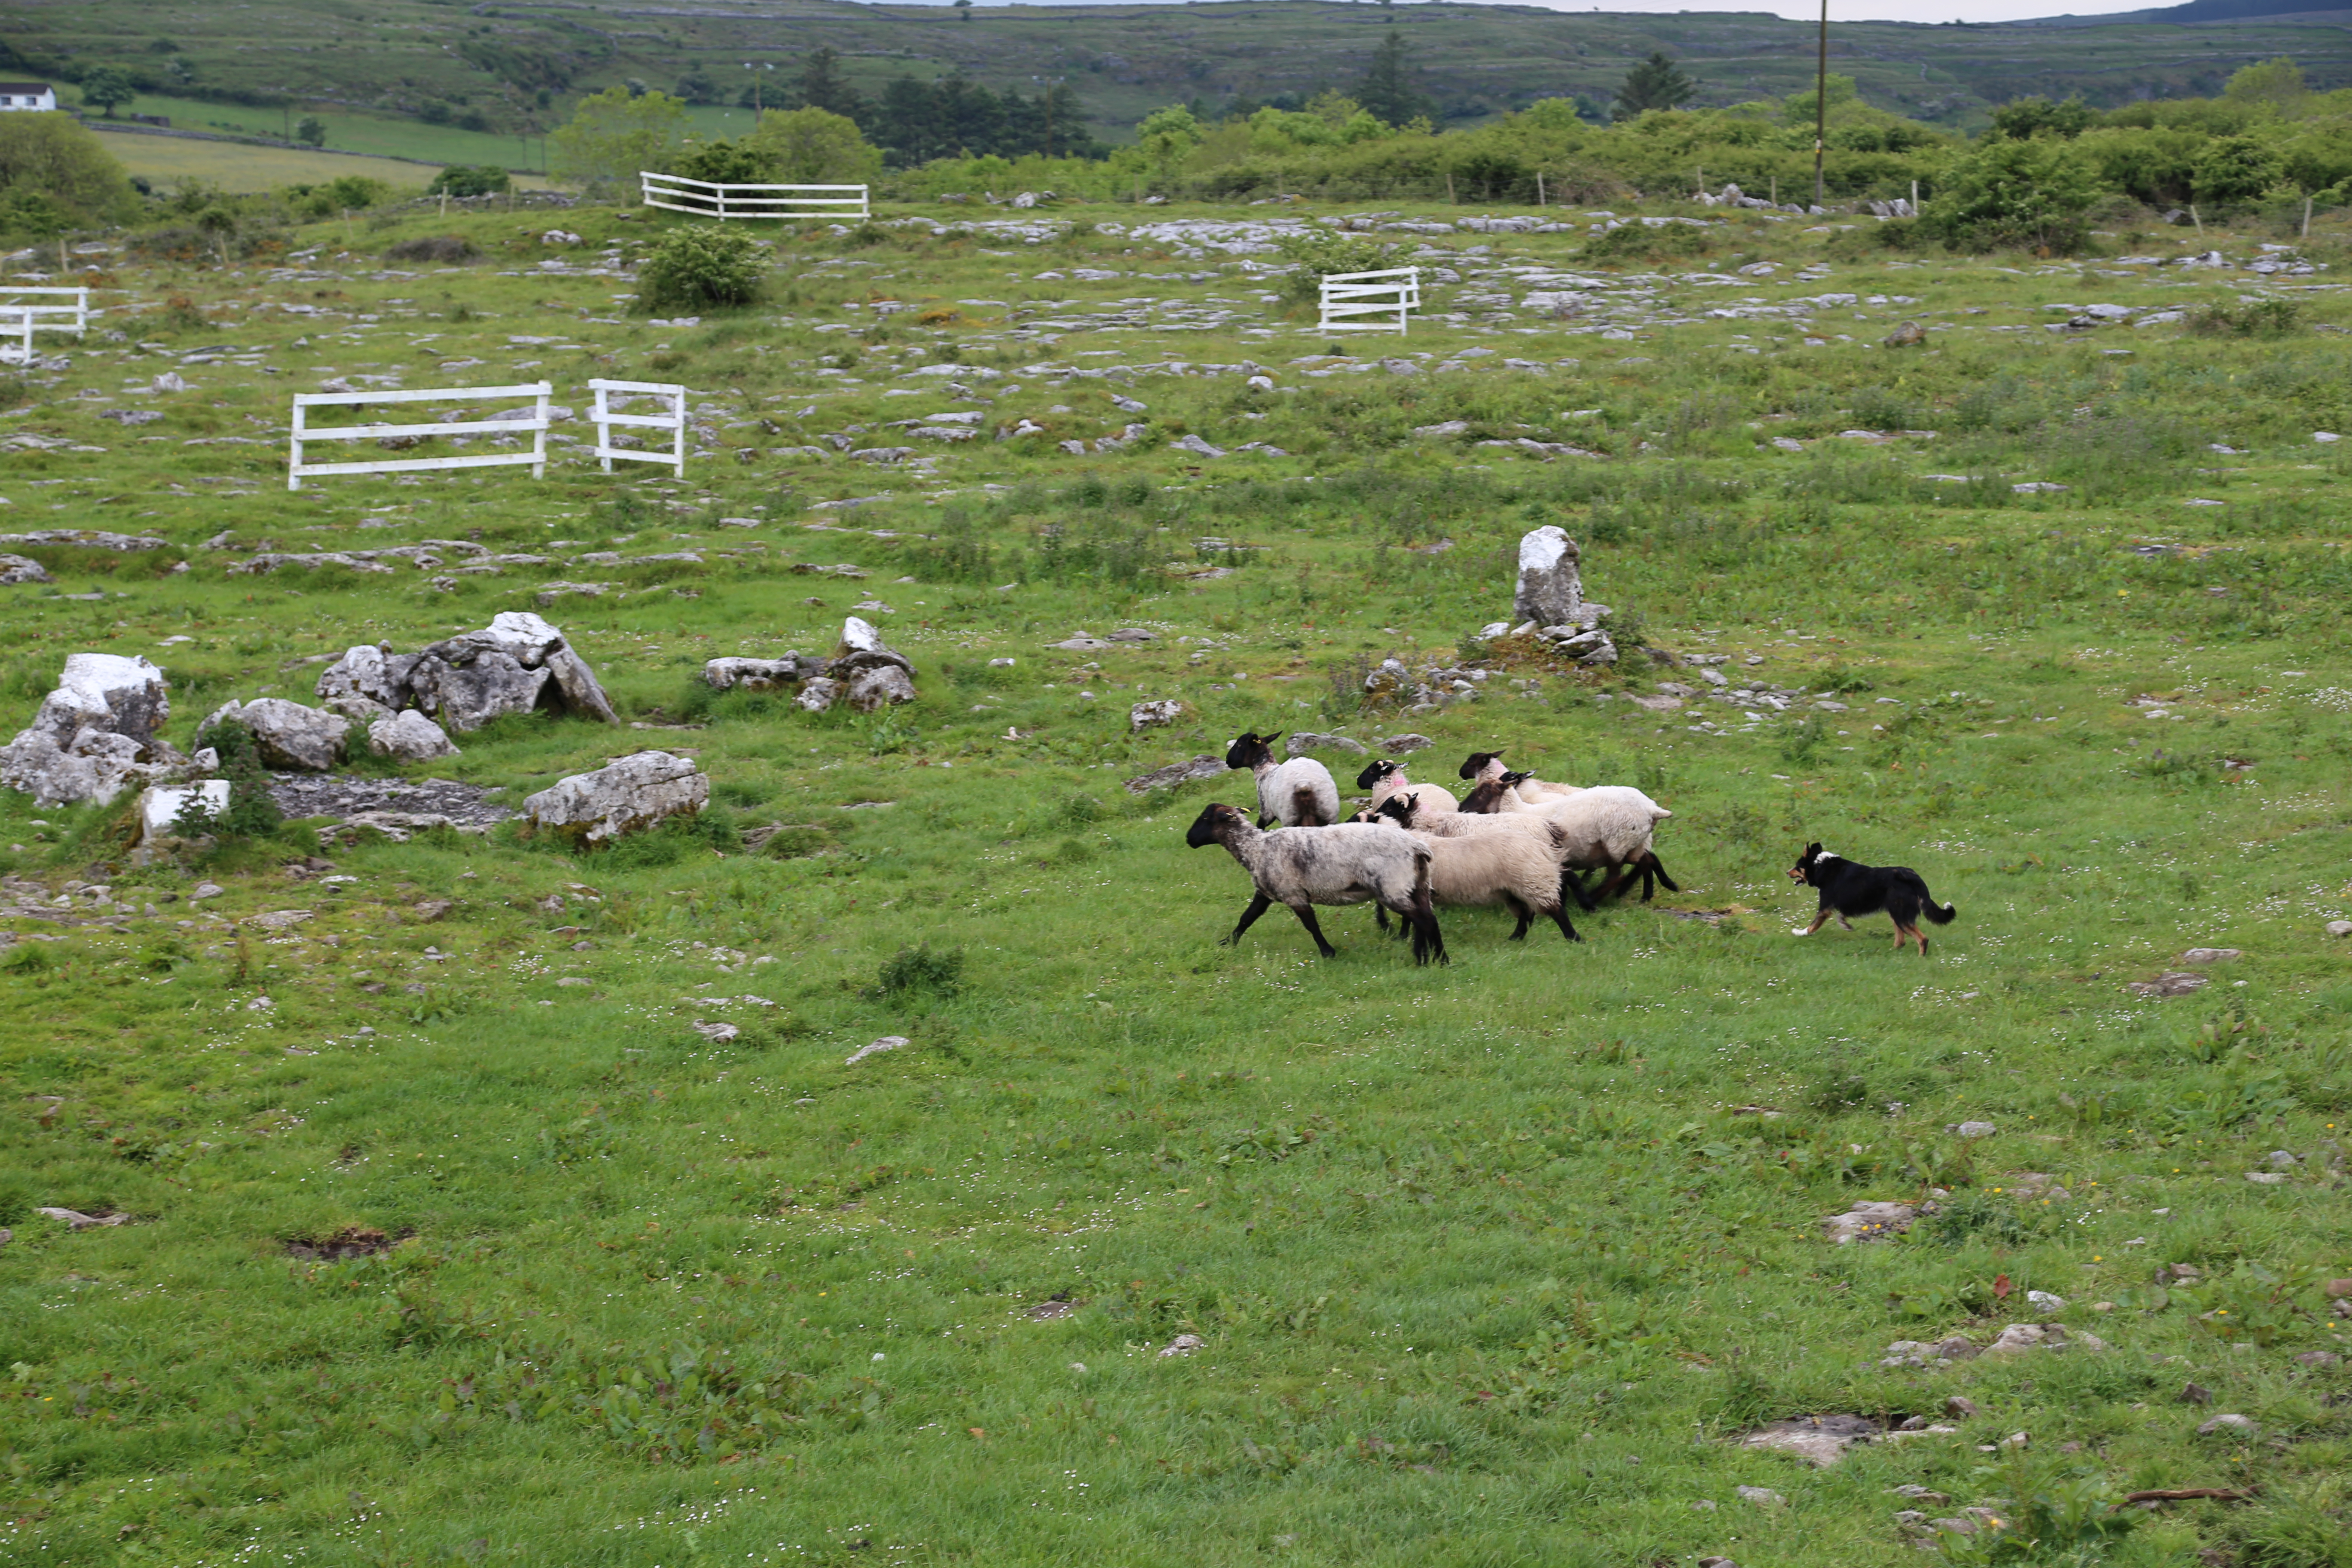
left=0, top=286, right=92, bottom=364
left=1317, top=267, right=1421, bottom=336
left=287, top=382, right=551, bottom=492
left=640, top=172, right=870, bottom=221
left=589, top=378, right=688, bottom=474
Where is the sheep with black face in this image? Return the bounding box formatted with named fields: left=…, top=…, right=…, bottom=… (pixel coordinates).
left=1185, top=802, right=1445, bottom=965
left=1225, top=731, right=1340, bottom=828
left=1356, top=757, right=1458, bottom=817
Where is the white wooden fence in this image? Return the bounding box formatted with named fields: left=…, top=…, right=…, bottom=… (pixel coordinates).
left=287, top=382, right=551, bottom=492
left=0, top=286, right=92, bottom=364
left=640, top=172, right=870, bottom=221
left=1318, top=267, right=1421, bottom=336
left=589, top=378, right=688, bottom=474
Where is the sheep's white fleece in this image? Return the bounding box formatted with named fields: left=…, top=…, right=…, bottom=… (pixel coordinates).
left=1251, top=755, right=1340, bottom=827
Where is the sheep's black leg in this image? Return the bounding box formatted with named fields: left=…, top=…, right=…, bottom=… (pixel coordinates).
left=1547, top=902, right=1583, bottom=943
left=1408, top=897, right=1448, bottom=967
left=1645, top=852, right=1680, bottom=894
left=1560, top=866, right=1597, bottom=913
left=1374, top=904, right=1393, bottom=934
left=1288, top=903, right=1339, bottom=959
left=1224, top=892, right=1272, bottom=947
left=1504, top=893, right=1534, bottom=941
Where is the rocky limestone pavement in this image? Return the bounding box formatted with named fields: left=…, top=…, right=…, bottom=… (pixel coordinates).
left=0, top=653, right=186, bottom=806
left=203, top=698, right=350, bottom=773
left=368, top=710, right=460, bottom=763
left=314, top=613, right=619, bottom=735
left=523, top=750, right=709, bottom=846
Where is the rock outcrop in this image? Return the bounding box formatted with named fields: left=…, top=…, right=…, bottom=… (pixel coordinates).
left=522, top=750, right=708, bottom=845
left=793, top=618, right=918, bottom=714
left=202, top=698, right=350, bottom=773
left=314, top=613, right=619, bottom=735
left=704, top=654, right=828, bottom=692
left=0, top=653, right=184, bottom=805
left=1511, top=526, right=1617, bottom=666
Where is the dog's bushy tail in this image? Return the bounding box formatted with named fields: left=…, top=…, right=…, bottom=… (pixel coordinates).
left=1922, top=900, right=1957, bottom=926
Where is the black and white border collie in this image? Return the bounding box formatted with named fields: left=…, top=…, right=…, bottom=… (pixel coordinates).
left=1788, top=843, right=1956, bottom=956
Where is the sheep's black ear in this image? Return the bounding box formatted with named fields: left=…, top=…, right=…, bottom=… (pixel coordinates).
left=1265, top=731, right=1283, bottom=744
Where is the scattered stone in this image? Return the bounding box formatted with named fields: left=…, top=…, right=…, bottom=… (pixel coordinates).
left=1285, top=732, right=1366, bottom=757
left=1881, top=1336, right=1980, bottom=1368
left=2197, top=1414, right=2258, bottom=1437
left=2327, top=920, right=2352, bottom=938
left=845, top=1035, right=908, bottom=1066
left=190, top=882, right=223, bottom=900
left=1883, top=321, right=1927, bottom=348
left=0, top=552, right=51, bottom=585
left=1944, top=1396, right=1980, bottom=1420
left=1125, top=754, right=1227, bottom=796
left=1947, top=1120, right=1999, bottom=1139
left=2294, top=1351, right=2340, bottom=1369
left=1158, top=1333, right=1206, bottom=1358
left=246, top=910, right=314, bottom=932
left=270, top=774, right=509, bottom=833
left=1742, top=1414, right=1882, bottom=1466
left=1736, top=1485, right=1786, bottom=1507
left=2181, top=948, right=2242, bottom=964
left=1697, top=1559, right=1737, bottom=1568
left=0, top=652, right=181, bottom=806
left=1130, top=699, right=1186, bottom=731
left=827, top=616, right=917, bottom=712
left=2179, top=1382, right=2214, bottom=1404
left=1413, top=420, right=1471, bottom=439
left=413, top=899, right=455, bottom=922
left=1823, top=1200, right=1915, bottom=1244
left=367, top=710, right=459, bottom=763
left=2027, top=1291, right=2069, bottom=1314
left=795, top=677, right=840, bottom=713
left=1025, top=1294, right=1078, bottom=1321
left=1514, top=525, right=1588, bottom=631
left=2246, top=1172, right=2287, bottom=1185
left=2128, top=971, right=2208, bottom=998
left=522, top=750, right=708, bottom=846
left=1374, top=733, right=1433, bottom=753
left=37, top=1207, right=128, bottom=1230
left=1170, top=433, right=1227, bottom=459
left=1980, top=1323, right=2104, bottom=1358
left=691, top=1020, right=740, bottom=1043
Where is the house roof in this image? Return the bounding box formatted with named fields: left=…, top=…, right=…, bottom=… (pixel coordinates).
left=0, top=84, right=54, bottom=95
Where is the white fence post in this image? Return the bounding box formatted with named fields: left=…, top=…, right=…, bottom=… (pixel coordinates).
left=1317, top=267, right=1421, bottom=337
left=588, top=378, right=689, bottom=475
left=0, top=285, right=92, bottom=364
left=285, top=381, right=554, bottom=491
left=639, top=172, right=870, bottom=221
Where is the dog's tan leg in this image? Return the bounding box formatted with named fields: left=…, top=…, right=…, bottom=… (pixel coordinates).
left=1793, top=908, right=1833, bottom=938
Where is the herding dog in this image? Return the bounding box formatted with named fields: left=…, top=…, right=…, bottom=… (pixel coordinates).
left=1788, top=842, right=1956, bottom=955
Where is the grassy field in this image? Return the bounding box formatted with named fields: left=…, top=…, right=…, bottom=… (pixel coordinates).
left=83, top=130, right=456, bottom=198
left=0, top=193, right=2348, bottom=1566
left=17, top=0, right=2352, bottom=145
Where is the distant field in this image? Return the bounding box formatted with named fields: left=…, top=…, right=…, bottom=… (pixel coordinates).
left=76, top=93, right=554, bottom=174
left=88, top=129, right=566, bottom=194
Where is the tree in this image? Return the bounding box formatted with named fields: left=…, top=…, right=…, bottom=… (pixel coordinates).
left=295, top=115, right=326, bottom=147
left=2224, top=56, right=2306, bottom=114
left=2194, top=135, right=2285, bottom=205
left=673, top=64, right=722, bottom=104
left=955, top=0, right=974, bottom=18
left=80, top=65, right=136, bottom=119
left=637, top=224, right=766, bottom=312
left=1921, top=135, right=2100, bottom=255
left=1614, top=51, right=1694, bottom=121
left=550, top=85, right=686, bottom=198
left=674, top=136, right=776, bottom=184
left=1355, top=31, right=1433, bottom=129
left=0, top=112, right=138, bottom=227
left=1135, top=104, right=1202, bottom=184
left=745, top=107, right=882, bottom=182
left=796, top=47, right=865, bottom=120
left=426, top=165, right=512, bottom=197
left=1989, top=95, right=2092, bottom=141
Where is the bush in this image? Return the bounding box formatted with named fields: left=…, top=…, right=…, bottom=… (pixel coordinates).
left=426, top=165, right=512, bottom=198
left=2188, top=296, right=2303, bottom=337
left=1920, top=136, right=2100, bottom=255
left=674, top=137, right=774, bottom=185
left=1268, top=225, right=1398, bottom=306
left=383, top=233, right=481, bottom=263
left=636, top=222, right=766, bottom=312
left=192, top=721, right=284, bottom=838
left=869, top=942, right=963, bottom=1000
left=1580, top=220, right=1716, bottom=265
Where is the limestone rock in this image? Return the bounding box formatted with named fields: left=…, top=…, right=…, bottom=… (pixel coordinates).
left=1742, top=1414, right=1882, bottom=1467
left=795, top=677, right=840, bottom=714
left=1130, top=699, right=1186, bottom=731
left=522, top=750, right=709, bottom=846
left=1285, top=732, right=1367, bottom=758
left=0, top=652, right=179, bottom=806
left=845, top=1035, right=908, bottom=1066
left=1980, top=1323, right=2104, bottom=1358
left=704, top=655, right=823, bottom=692
left=823, top=617, right=916, bottom=711
left=1822, top=1200, right=1915, bottom=1244
left=205, top=698, right=349, bottom=772
left=368, top=710, right=460, bottom=762
left=1125, top=754, right=1226, bottom=796
left=136, top=781, right=230, bottom=842
left=2128, top=971, right=2208, bottom=998
left=1883, top=321, right=1927, bottom=348
left=0, top=553, right=52, bottom=585
left=1514, top=526, right=1586, bottom=630
left=2197, top=1413, right=2258, bottom=1437
left=1374, top=733, right=1434, bottom=754
left=316, top=643, right=416, bottom=717
left=845, top=663, right=916, bottom=712
left=325, top=612, right=619, bottom=734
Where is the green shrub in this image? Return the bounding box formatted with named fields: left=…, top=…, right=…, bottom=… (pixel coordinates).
left=190, top=721, right=284, bottom=838
left=637, top=222, right=766, bottom=312
left=1580, top=220, right=1715, bottom=265
left=425, top=165, right=512, bottom=199
left=2188, top=296, right=2303, bottom=337
left=1269, top=225, right=1398, bottom=307
left=1920, top=137, right=2100, bottom=255
left=870, top=942, right=963, bottom=1000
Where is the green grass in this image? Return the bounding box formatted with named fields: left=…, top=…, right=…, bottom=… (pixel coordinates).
left=0, top=193, right=2349, bottom=1566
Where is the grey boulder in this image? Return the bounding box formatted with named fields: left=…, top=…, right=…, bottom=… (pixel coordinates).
left=205, top=698, right=350, bottom=772
left=1514, top=526, right=1587, bottom=629
left=0, top=653, right=181, bottom=805
left=824, top=617, right=916, bottom=711
left=0, top=553, right=52, bottom=585
left=795, top=677, right=840, bottom=714
left=368, top=710, right=460, bottom=762
left=704, top=655, right=825, bottom=692
left=523, top=750, right=708, bottom=846
left=317, top=612, right=619, bottom=734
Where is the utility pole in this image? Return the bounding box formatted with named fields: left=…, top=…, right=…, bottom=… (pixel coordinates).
left=1813, top=0, right=1828, bottom=210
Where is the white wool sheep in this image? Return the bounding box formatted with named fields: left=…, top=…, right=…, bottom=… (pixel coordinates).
left=1459, top=777, right=1678, bottom=903
left=1186, top=802, right=1444, bottom=964
left=1356, top=757, right=1458, bottom=816
left=1403, top=825, right=1581, bottom=943
left=1225, top=731, right=1339, bottom=827
left=1458, top=749, right=1575, bottom=800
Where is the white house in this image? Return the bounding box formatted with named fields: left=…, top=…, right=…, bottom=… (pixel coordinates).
left=0, top=83, right=58, bottom=112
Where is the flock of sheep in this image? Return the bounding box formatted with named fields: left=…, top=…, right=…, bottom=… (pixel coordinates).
left=1185, top=734, right=1677, bottom=965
